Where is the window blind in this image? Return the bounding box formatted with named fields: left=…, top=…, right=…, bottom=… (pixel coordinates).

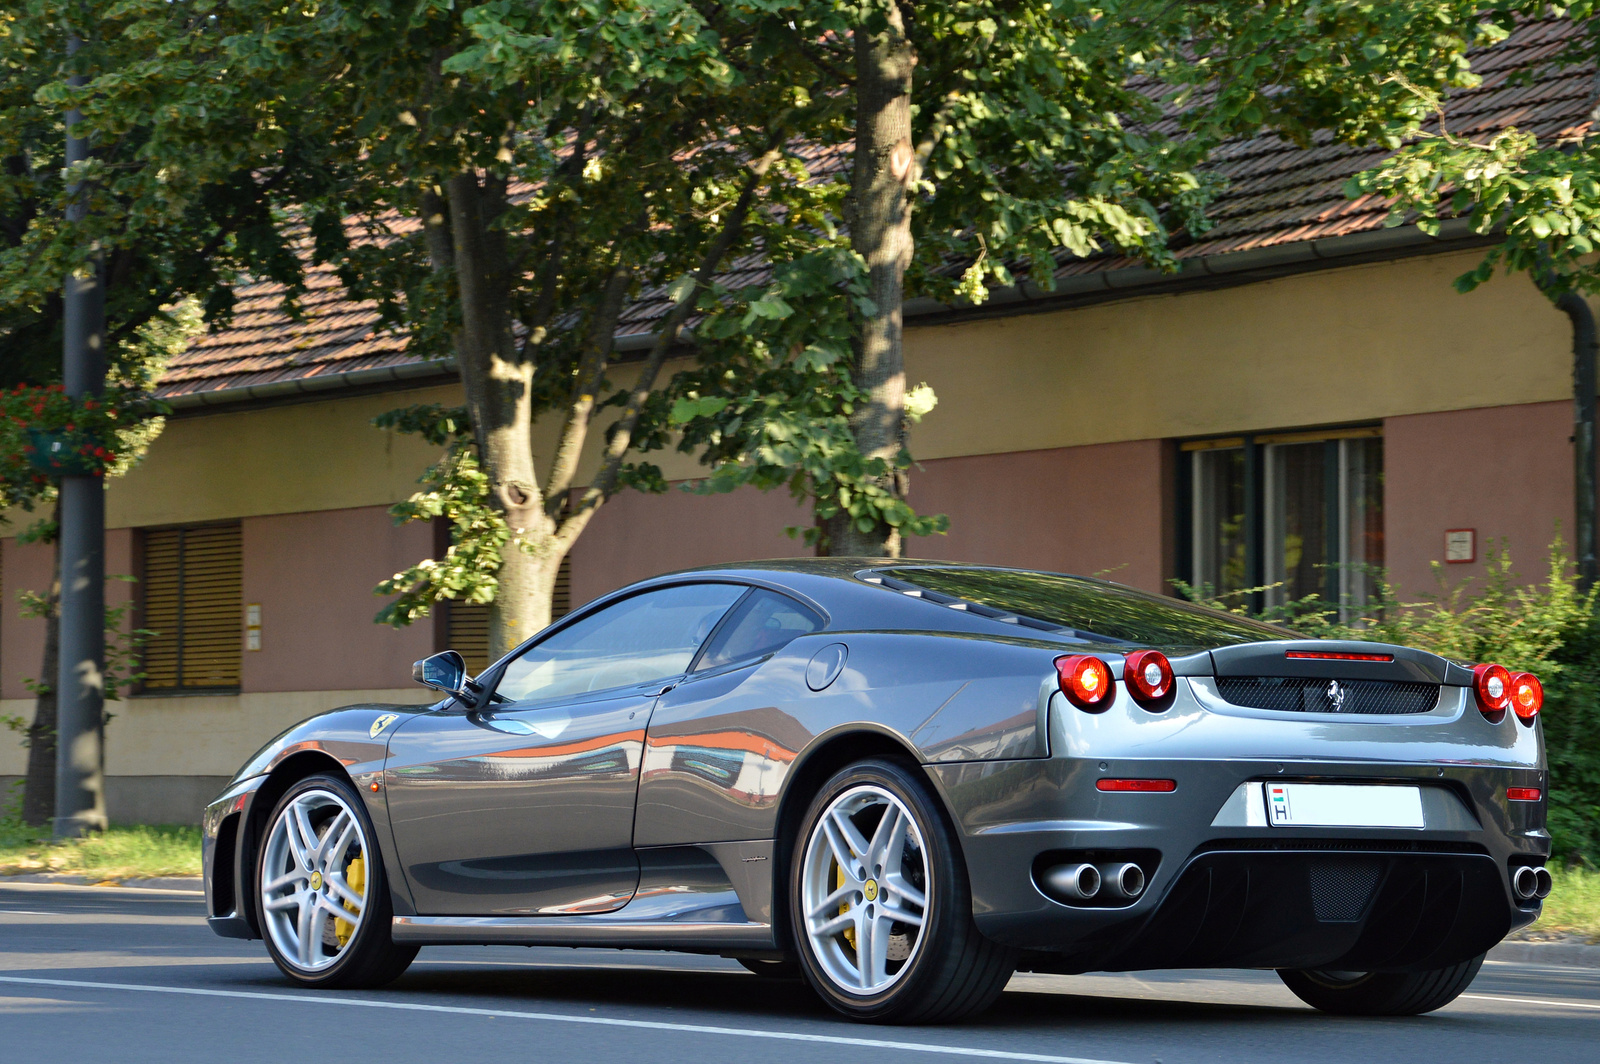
left=447, top=555, right=570, bottom=676
left=141, top=524, right=242, bottom=691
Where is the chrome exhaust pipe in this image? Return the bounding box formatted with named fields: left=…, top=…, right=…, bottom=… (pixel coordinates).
left=1044, top=862, right=1101, bottom=901
left=1512, top=865, right=1540, bottom=901
left=1100, top=862, right=1146, bottom=900
left=1535, top=866, right=1554, bottom=900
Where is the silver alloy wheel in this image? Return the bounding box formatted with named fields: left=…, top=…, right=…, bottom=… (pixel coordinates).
left=259, top=787, right=370, bottom=973
left=800, top=784, right=930, bottom=995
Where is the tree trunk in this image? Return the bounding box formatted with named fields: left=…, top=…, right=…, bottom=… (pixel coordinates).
left=825, top=2, right=917, bottom=558
left=444, top=172, right=554, bottom=660
left=21, top=516, right=61, bottom=827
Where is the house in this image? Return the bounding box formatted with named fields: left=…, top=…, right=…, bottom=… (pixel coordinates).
left=1, top=19, right=1591, bottom=823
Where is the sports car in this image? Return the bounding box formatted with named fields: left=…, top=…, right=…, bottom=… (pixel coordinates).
left=202, top=560, right=1550, bottom=1023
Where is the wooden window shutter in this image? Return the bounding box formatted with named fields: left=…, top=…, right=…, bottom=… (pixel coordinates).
left=447, top=555, right=570, bottom=676
left=140, top=524, right=242, bottom=691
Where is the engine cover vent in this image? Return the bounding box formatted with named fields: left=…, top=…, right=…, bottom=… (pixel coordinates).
left=1216, top=677, right=1440, bottom=715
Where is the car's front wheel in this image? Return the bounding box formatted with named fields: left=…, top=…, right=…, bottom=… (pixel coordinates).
left=1278, top=955, right=1485, bottom=1015
left=256, top=773, right=417, bottom=988
left=789, top=758, right=1016, bottom=1023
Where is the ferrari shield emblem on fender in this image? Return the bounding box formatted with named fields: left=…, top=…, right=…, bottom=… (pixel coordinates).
left=369, top=714, right=399, bottom=739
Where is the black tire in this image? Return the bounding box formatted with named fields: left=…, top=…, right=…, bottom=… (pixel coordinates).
left=788, top=758, right=1017, bottom=1023
left=738, top=956, right=802, bottom=979
left=1278, top=954, right=1485, bottom=1016
left=255, top=773, right=418, bottom=989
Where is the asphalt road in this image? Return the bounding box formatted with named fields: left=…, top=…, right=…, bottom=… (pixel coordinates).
left=2, top=881, right=1596, bottom=1064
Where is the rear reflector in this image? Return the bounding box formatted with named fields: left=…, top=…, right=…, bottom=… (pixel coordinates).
left=1507, top=787, right=1542, bottom=802
left=1284, top=650, right=1395, bottom=662
left=1096, top=778, right=1177, bottom=792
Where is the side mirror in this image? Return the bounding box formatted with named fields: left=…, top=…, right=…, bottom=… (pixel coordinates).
left=413, top=651, right=475, bottom=705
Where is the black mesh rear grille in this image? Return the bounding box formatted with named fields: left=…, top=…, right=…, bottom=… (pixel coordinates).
left=1216, top=677, right=1440, bottom=714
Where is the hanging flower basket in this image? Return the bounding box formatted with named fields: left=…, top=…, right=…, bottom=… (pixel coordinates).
left=24, top=427, right=104, bottom=477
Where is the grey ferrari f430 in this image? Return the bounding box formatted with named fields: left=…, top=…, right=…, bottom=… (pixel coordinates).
left=203, top=561, right=1550, bottom=1022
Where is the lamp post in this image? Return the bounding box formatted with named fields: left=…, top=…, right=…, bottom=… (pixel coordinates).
left=54, top=32, right=107, bottom=838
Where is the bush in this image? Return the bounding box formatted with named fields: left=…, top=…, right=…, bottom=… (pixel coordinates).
left=1181, top=540, right=1600, bottom=865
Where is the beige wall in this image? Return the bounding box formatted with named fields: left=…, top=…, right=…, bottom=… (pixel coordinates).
left=0, top=688, right=431, bottom=782
left=904, top=249, right=1572, bottom=459
left=1385, top=400, right=1579, bottom=599
left=242, top=506, right=438, bottom=692
left=69, top=246, right=1577, bottom=539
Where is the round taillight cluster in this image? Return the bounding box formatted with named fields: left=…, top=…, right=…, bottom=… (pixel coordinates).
left=1472, top=663, right=1513, bottom=722
left=1056, top=652, right=1176, bottom=712
left=1055, top=655, right=1112, bottom=711
left=1123, top=650, right=1175, bottom=705
left=1509, top=671, right=1543, bottom=723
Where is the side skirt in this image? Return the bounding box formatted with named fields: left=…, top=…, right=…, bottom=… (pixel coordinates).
left=391, top=916, right=773, bottom=950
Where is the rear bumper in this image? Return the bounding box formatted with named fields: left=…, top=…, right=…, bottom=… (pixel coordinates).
left=932, top=756, right=1548, bottom=971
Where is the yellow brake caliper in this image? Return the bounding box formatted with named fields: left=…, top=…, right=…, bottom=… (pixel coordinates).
left=838, top=862, right=856, bottom=951
left=334, top=856, right=366, bottom=948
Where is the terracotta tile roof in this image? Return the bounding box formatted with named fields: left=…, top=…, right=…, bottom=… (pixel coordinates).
left=159, top=17, right=1592, bottom=403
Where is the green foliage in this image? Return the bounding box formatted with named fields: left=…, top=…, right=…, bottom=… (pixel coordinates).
left=1180, top=540, right=1600, bottom=864
left=1533, top=864, right=1600, bottom=941
left=1344, top=6, right=1600, bottom=299
left=0, top=818, right=201, bottom=880
left=373, top=406, right=508, bottom=627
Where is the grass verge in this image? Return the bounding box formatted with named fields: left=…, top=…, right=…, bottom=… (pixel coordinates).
left=0, top=818, right=202, bottom=880
left=1528, top=865, right=1600, bottom=942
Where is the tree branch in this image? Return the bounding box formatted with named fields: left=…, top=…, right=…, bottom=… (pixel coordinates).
left=555, top=145, right=779, bottom=548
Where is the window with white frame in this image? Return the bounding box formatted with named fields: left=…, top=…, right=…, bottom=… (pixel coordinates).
left=1183, top=428, right=1383, bottom=617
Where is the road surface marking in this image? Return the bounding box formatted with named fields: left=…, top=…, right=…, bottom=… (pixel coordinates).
left=0, top=974, right=1133, bottom=1063
left=1462, top=993, right=1600, bottom=1012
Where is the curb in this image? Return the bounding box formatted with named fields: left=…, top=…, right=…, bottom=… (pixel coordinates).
left=1489, top=937, right=1600, bottom=969
left=0, top=873, right=203, bottom=893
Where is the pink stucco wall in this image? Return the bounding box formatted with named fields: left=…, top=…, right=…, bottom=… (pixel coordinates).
left=905, top=440, right=1172, bottom=595
left=566, top=439, right=1173, bottom=604
left=240, top=506, right=437, bottom=692
left=1385, top=400, right=1579, bottom=599
left=2, top=528, right=132, bottom=701
left=567, top=485, right=810, bottom=607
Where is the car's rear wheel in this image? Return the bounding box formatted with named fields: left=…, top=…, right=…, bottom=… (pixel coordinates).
left=789, top=758, right=1016, bottom=1023
left=256, top=773, right=417, bottom=988
left=1277, top=955, right=1484, bottom=1015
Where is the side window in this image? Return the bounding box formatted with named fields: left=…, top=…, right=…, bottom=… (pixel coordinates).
left=695, top=589, right=824, bottom=671
left=494, top=583, right=745, bottom=702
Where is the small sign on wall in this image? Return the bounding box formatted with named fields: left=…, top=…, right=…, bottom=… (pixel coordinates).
left=246, top=603, right=262, bottom=651
left=1444, top=529, right=1476, bottom=564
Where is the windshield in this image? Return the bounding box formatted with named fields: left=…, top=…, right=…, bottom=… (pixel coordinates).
left=873, top=567, right=1293, bottom=649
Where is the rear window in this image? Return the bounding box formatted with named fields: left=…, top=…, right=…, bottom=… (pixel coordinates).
left=874, top=567, right=1291, bottom=649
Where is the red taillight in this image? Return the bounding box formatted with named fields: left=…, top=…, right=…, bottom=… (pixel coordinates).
left=1056, top=655, right=1113, bottom=711
left=1096, top=778, right=1177, bottom=792
left=1507, top=786, right=1542, bottom=802
left=1473, top=663, right=1513, bottom=722
left=1285, top=650, right=1395, bottom=662
left=1123, top=650, right=1175, bottom=705
left=1509, top=672, right=1543, bottom=722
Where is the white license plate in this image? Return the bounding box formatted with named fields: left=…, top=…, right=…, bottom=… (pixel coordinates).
left=1263, top=783, right=1424, bottom=828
